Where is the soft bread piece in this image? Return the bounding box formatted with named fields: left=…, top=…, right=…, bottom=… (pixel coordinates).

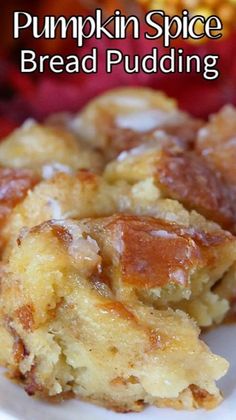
left=1, top=171, right=124, bottom=254
left=0, top=220, right=228, bottom=411
left=0, top=168, right=39, bottom=224
left=0, top=121, right=103, bottom=176
left=72, top=214, right=236, bottom=327
left=69, top=87, right=202, bottom=158
left=105, top=145, right=236, bottom=232
left=0, top=168, right=39, bottom=250
left=196, top=106, right=236, bottom=191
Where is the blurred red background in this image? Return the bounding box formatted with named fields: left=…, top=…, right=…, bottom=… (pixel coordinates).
left=1, top=0, right=236, bottom=138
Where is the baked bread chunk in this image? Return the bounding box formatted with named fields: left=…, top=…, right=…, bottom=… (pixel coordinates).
left=1, top=171, right=120, bottom=254
left=0, top=121, right=103, bottom=176
left=0, top=119, right=104, bottom=249
left=0, top=168, right=39, bottom=250
left=195, top=106, right=236, bottom=313
left=0, top=219, right=229, bottom=411
left=196, top=106, right=236, bottom=192
left=69, top=87, right=202, bottom=159
left=105, top=144, right=236, bottom=232
left=72, top=214, right=236, bottom=328
left=0, top=168, right=39, bottom=224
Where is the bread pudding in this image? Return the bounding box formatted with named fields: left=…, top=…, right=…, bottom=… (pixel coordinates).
left=105, top=145, right=236, bottom=232
left=0, top=87, right=236, bottom=413
left=0, top=219, right=229, bottom=411
left=2, top=170, right=235, bottom=328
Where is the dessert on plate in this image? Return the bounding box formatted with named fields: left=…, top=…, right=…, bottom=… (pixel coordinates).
left=0, top=218, right=230, bottom=411
left=0, top=87, right=236, bottom=412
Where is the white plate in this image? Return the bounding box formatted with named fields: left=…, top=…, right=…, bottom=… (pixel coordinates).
left=0, top=324, right=235, bottom=420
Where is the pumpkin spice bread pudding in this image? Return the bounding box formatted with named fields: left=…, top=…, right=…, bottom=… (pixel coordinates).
left=0, top=88, right=236, bottom=412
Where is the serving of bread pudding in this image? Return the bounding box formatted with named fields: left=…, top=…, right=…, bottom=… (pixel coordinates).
left=0, top=88, right=236, bottom=413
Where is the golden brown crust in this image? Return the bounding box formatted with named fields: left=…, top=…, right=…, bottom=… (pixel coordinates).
left=106, top=215, right=201, bottom=288
left=12, top=336, right=27, bottom=364
left=156, top=385, right=222, bottom=410
left=0, top=168, right=39, bottom=223
left=189, top=385, right=222, bottom=410
left=155, top=152, right=235, bottom=231
left=78, top=214, right=234, bottom=289
left=15, top=304, right=35, bottom=332
left=105, top=146, right=236, bottom=232
left=98, top=301, right=138, bottom=323
left=0, top=168, right=39, bottom=250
